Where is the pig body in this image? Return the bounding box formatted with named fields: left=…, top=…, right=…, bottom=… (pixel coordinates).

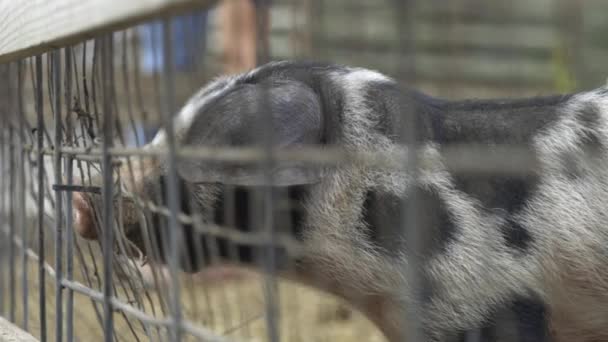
left=73, top=61, right=608, bottom=341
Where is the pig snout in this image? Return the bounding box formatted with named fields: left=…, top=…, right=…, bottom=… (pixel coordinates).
left=73, top=192, right=99, bottom=240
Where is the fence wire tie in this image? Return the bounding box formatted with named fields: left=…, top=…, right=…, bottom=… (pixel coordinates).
left=52, top=184, right=102, bottom=194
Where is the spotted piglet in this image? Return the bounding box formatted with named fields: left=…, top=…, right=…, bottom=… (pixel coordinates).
left=72, top=61, right=608, bottom=341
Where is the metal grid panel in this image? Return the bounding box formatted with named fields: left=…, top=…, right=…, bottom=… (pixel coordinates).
left=0, top=1, right=606, bottom=342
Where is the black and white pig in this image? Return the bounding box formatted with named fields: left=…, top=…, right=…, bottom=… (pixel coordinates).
left=72, top=61, right=608, bottom=341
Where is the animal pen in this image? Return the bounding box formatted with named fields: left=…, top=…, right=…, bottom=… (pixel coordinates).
left=0, top=0, right=608, bottom=341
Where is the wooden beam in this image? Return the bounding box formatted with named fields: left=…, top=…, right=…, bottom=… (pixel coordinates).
left=0, top=317, right=38, bottom=342
left=0, top=0, right=218, bottom=63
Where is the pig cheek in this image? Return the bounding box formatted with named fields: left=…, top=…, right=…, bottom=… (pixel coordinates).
left=73, top=192, right=99, bottom=240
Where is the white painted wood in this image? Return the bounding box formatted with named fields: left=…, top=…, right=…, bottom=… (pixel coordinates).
left=0, top=317, right=38, bottom=342
left=0, top=0, right=217, bottom=63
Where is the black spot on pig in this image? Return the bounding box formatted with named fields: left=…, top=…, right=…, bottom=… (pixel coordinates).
left=577, top=104, right=603, bottom=147
left=437, top=295, right=549, bottom=342
left=452, top=174, right=537, bottom=252
left=363, top=185, right=457, bottom=259
left=500, top=218, right=533, bottom=252
left=477, top=295, right=549, bottom=342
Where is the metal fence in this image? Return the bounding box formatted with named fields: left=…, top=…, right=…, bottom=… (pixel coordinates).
left=0, top=0, right=607, bottom=341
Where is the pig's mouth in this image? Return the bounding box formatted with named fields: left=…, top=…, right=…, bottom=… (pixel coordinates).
left=71, top=187, right=203, bottom=274
left=121, top=225, right=149, bottom=264
left=71, top=188, right=150, bottom=261
left=71, top=188, right=102, bottom=240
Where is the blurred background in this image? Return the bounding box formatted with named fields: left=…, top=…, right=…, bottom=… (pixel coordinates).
left=158, top=0, right=608, bottom=96
left=126, top=0, right=608, bottom=143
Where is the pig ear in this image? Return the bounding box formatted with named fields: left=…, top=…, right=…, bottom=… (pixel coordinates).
left=176, top=80, right=329, bottom=186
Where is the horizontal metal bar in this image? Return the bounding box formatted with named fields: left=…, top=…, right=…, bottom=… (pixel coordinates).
left=52, top=184, right=102, bottom=194
left=18, top=144, right=540, bottom=174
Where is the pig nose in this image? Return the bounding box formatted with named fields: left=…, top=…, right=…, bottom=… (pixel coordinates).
left=73, top=192, right=98, bottom=240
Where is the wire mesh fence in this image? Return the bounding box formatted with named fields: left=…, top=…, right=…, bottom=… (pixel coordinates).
left=1, top=0, right=608, bottom=341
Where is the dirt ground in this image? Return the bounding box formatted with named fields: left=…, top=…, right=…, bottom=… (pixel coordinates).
left=6, top=255, right=385, bottom=342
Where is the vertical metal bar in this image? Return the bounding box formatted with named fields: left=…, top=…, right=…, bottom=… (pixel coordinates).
left=7, top=62, right=17, bottom=323
left=100, top=35, right=115, bottom=342
left=255, top=0, right=271, bottom=65
left=121, top=31, right=165, bottom=338
left=35, top=54, right=48, bottom=342
left=259, top=187, right=280, bottom=342
left=393, top=0, right=416, bottom=80
left=52, top=49, right=64, bottom=342
left=17, top=60, right=29, bottom=331
left=255, top=14, right=280, bottom=340
left=310, top=0, right=325, bottom=60
left=64, top=46, right=75, bottom=342
left=161, top=18, right=183, bottom=342
left=401, top=100, right=425, bottom=340
left=465, top=329, right=482, bottom=342
left=111, top=34, right=154, bottom=342
left=70, top=43, right=108, bottom=332
left=393, top=0, right=423, bottom=341
left=8, top=99, right=15, bottom=324
left=0, top=63, right=7, bottom=319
